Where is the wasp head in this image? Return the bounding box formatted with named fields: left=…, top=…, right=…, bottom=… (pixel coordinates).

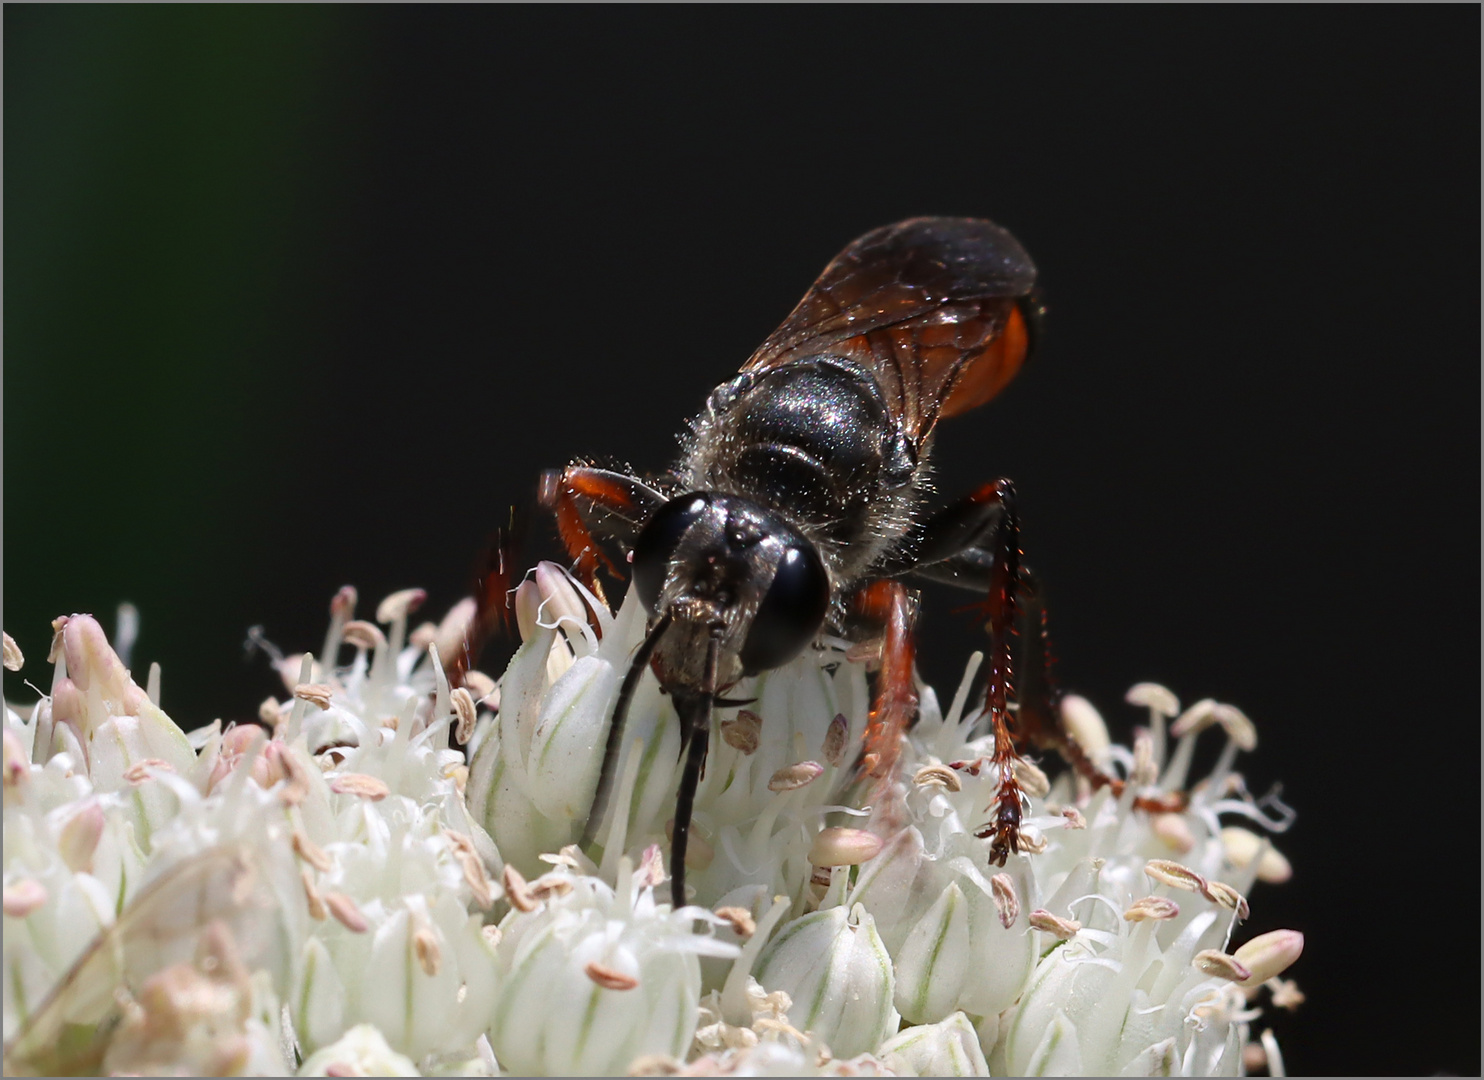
left=630, top=492, right=830, bottom=689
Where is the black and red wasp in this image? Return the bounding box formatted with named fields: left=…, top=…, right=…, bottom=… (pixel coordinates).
left=520, top=217, right=1180, bottom=909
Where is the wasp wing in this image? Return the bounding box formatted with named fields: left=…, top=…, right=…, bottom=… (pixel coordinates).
left=743, top=217, right=1038, bottom=441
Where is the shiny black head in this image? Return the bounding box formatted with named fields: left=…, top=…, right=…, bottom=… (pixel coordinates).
left=631, top=491, right=830, bottom=681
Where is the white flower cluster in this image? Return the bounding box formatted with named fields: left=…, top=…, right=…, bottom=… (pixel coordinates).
left=2, top=569, right=1303, bottom=1076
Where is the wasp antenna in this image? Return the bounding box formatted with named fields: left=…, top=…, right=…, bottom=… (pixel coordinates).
left=670, top=629, right=721, bottom=911
left=581, top=612, right=673, bottom=852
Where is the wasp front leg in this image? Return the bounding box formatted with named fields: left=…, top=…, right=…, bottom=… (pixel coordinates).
left=539, top=465, right=669, bottom=603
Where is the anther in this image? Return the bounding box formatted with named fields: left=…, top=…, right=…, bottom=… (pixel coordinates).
left=341, top=621, right=386, bottom=651
left=808, top=827, right=884, bottom=867
left=1125, top=682, right=1180, bottom=717
left=293, top=684, right=335, bottom=711
left=1144, top=859, right=1207, bottom=893
left=503, top=865, right=538, bottom=912
left=292, top=829, right=333, bottom=872
left=991, top=872, right=1020, bottom=928
left=301, top=868, right=327, bottom=921
left=1152, top=812, right=1195, bottom=853
left=324, top=891, right=369, bottom=932
left=585, top=961, right=639, bottom=990
left=330, top=773, right=390, bottom=801
left=123, top=759, right=175, bottom=784
left=625, top=844, right=663, bottom=890
left=714, top=906, right=757, bottom=938
left=1028, top=909, right=1081, bottom=939
left=2, top=632, right=22, bottom=672
left=1123, top=896, right=1181, bottom=922
left=913, top=763, right=962, bottom=791
left=1192, top=949, right=1252, bottom=983
left=767, top=761, right=824, bottom=792
left=822, top=714, right=848, bottom=766
left=1202, top=880, right=1250, bottom=920
left=375, top=588, right=427, bottom=625
left=720, top=710, right=762, bottom=754
left=1013, top=758, right=1050, bottom=798
left=451, top=687, right=477, bottom=744
left=1060, top=695, right=1111, bottom=767
left=3, top=879, right=47, bottom=918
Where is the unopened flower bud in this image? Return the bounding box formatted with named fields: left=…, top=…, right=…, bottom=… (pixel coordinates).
left=753, top=903, right=897, bottom=1057
left=298, top=1024, right=418, bottom=1077
left=877, top=1010, right=989, bottom=1077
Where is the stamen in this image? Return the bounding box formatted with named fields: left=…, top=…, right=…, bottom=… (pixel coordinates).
left=341, top=620, right=386, bottom=651
left=807, top=827, right=883, bottom=867
left=1060, top=806, right=1087, bottom=830
left=1202, top=880, right=1250, bottom=920
left=330, top=773, right=390, bottom=800
left=585, top=961, right=639, bottom=991
left=1144, top=859, right=1207, bottom=893
left=3, top=879, right=47, bottom=917
left=301, top=868, right=327, bottom=921
left=991, top=872, right=1020, bottom=928
left=1028, top=909, right=1081, bottom=939
left=1013, top=758, right=1051, bottom=798
left=1123, top=896, right=1180, bottom=922
left=324, top=891, right=369, bottom=932
left=1152, top=812, right=1195, bottom=853
left=1192, top=949, right=1252, bottom=983
left=821, top=713, right=848, bottom=765
left=294, top=684, right=335, bottom=711
left=913, top=763, right=962, bottom=791
left=123, top=758, right=175, bottom=784
left=292, top=829, right=333, bottom=872
left=720, top=711, right=762, bottom=754
left=767, top=761, right=824, bottom=792
left=714, top=906, right=757, bottom=938
left=2, top=631, right=22, bottom=671
left=504, top=865, right=538, bottom=912
left=450, top=687, right=477, bottom=744
left=1060, top=694, right=1110, bottom=768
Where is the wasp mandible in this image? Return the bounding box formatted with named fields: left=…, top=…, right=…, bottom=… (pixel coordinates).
left=539, top=217, right=1167, bottom=909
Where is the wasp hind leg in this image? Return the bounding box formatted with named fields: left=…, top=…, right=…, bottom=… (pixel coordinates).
left=906, top=481, right=1186, bottom=850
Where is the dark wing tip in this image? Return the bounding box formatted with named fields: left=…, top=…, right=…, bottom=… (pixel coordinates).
left=869, top=216, right=1037, bottom=297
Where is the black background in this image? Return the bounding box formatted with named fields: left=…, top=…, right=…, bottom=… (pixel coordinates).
left=4, top=8, right=1479, bottom=1076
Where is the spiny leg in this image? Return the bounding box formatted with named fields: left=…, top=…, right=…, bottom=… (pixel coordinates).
left=912, top=519, right=1189, bottom=818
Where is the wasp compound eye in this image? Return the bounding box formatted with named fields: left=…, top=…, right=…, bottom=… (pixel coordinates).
left=739, top=542, right=830, bottom=673
left=632, top=494, right=711, bottom=613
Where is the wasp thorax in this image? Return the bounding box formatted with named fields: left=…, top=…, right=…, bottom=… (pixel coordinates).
left=631, top=492, right=829, bottom=683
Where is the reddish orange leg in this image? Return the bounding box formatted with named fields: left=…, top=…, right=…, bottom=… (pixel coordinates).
left=849, top=580, right=920, bottom=782
left=538, top=465, right=669, bottom=605
left=948, top=481, right=1029, bottom=865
